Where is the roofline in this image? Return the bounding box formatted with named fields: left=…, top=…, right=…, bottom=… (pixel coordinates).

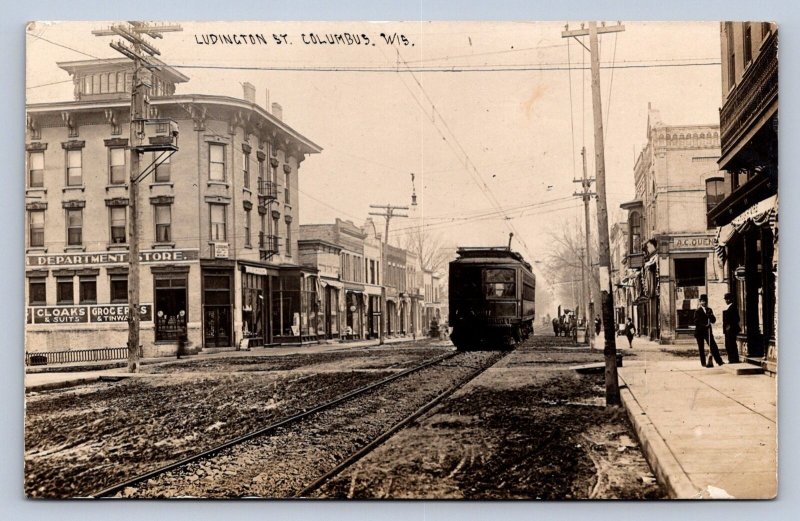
left=297, top=238, right=342, bottom=251
left=57, top=57, right=191, bottom=83
left=26, top=94, right=322, bottom=154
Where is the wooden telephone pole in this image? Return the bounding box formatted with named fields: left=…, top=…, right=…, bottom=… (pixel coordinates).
left=93, top=22, right=182, bottom=372
left=563, top=21, right=625, bottom=406
left=369, top=204, right=409, bottom=346
left=574, top=147, right=596, bottom=350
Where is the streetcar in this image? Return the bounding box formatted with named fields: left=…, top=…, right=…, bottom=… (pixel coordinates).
left=448, top=246, right=535, bottom=350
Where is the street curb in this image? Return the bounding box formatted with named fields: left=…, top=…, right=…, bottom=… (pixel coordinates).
left=25, top=377, right=102, bottom=393
left=618, top=375, right=702, bottom=499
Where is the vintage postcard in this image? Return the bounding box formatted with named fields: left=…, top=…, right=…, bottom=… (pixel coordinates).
left=24, top=20, right=777, bottom=499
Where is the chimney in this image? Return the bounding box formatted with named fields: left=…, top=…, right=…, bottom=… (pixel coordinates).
left=271, top=102, right=283, bottom=121
left=242, top=82, right=256, bottom=103
left=264, top=89, right=270, bottom=111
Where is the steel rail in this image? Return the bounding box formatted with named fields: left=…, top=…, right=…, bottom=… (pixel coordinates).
left=295, top=350, right=511, bottom=498
left=91, top=350, right=459, bottom=498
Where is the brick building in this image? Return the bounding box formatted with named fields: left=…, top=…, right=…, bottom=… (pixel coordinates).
left=620, top=105, right=727, bottom=343
left=25, top=58, right=321, bottom=360
left=709, top=23, right=778, bottom=372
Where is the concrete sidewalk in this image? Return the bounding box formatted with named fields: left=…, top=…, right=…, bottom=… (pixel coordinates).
left=618, top=359, right=777, bottom=499
left=24, top=335, right=436, bottom=392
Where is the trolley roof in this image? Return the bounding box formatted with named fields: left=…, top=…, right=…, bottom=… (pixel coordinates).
left=453, top=247, right=532, bottom=271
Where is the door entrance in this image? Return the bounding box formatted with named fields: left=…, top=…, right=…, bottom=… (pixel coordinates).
left=203, top=269, right=232, bottom=348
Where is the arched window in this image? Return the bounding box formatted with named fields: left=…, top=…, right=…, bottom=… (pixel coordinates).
left=629, top=212, right=642, bottom=254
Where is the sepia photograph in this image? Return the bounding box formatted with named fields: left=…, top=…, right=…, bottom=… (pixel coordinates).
left=23, top=18, right=778, bottom=500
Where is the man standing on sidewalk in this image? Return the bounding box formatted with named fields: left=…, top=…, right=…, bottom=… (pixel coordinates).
left=694, top=294, right=724, bottom=368
left=722, top=293, right=741, bottom=364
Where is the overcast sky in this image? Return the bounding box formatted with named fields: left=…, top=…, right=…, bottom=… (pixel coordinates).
left=26, top=20, right=722, bottom=283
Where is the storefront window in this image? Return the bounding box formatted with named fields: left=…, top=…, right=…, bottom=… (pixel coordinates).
left=674, top=258, right=706, bottom=330
left=241, top=272, right=265, bottom=346
left=155, top=275, right=187, bottom=341
left=272, top=274, right=300, bottom=337
left=203, top=271, right=232, bottom=347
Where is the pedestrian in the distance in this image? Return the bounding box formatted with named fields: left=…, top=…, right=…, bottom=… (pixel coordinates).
left=694, top=294, right=724, bottom=368
left=624, top=318, right=636, bottom=348
left=594, top=315, right=602, bottom=336
left=722, top=292, right=741, bottom=363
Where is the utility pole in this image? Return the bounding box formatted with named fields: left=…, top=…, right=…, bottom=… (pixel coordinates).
left=574, top=147, right=596, bottom=349
left=369, top=204, right=409, bottom=346
left=563, top=21, right=625, bottom=407
left=94, top=22, right=182, bottom=373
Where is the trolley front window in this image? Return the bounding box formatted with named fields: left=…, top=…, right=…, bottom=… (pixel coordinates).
left=484, top=268, right=515, bottom=298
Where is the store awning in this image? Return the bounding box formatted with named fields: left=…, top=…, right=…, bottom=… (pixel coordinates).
left=715, top=194, right=778, bottom=261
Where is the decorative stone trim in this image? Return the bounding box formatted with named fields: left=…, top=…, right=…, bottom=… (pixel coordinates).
left=150, top=195, right=174, bottom=205
left=242, top=142, right=252, bottom=154
left=26, top=201, right=48, bottom=211
left=76, top=268, right=100, bottom=277
left=283, top=164, right=292, bottom=174
left=270, top=157, right=279, bottom=168
left=204, top=195, right=231, bottom=204
left=61, top=140, right=86, bottom=150
left=256, top=150, right=267, bottom=161
left=53, top=269, right=77, bottom=278
left=26, top=269, right=49, bottom=278
left=26, top=142, right=48, bottom=152
left=105, top=197, right=130, bottom=207
left=243, top=200, right=253, bottom=211
left=62, top=200, right=86, bottom=209
left=106, top=266, right=129, bottom=276
left=104, top=138, right=129, bottom=148
left=284, top=214, right=293, bottom=224
left=257, top=205, right=267, bottom=215
left=271, top=209, right=281, bottom=220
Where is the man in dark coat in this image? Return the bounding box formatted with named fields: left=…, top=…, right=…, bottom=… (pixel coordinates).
left=594, top=315, right=602, bottom=336
left=722, top=293, right=741, bottom=363
left=694, top=294, right=724, bottom=367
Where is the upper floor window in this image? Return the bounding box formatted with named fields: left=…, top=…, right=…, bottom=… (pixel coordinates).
left=79, top=276, right=97, bottom=304
left=110, top=274, right=128, bottom=303
left=66, top=149, right=82, bottom=186
left=29, top=152, right=44, bottom=188
left=154, top=153, right=171, bottom=183
left=28, top=278, right=46, bottom=305
left=109, top=147, right=126, bottom=185
left=110, top=206, right=127, bottom=244
left=66, top=208, right=83, bottom=246
left=629, top=212, right=642, bottom=254
left=706, top=178, right=726, bottom=228
left=57, top=277, right=74, bottom=305
left=743, top=23, right=753, bottom=65
left=284, top=169, right=291, bottom=204
left=210, top=204, right=227, bottom=241
left=242, top=150, right=251, bottom=189
left=209, top=144, right=226, bottom=181
left=154, top=204, right=172, bottom=242
left=726, top=22, right=736, bottom=89
left=29, top=210, right=44, bottom=248
left=244, top=208, right=252, bottom=247
left=762, top=22, right=772, bottom=40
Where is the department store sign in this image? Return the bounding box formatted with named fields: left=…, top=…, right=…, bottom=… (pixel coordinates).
left=27, top=304, right=153, bottom=324
left=26, top=249, right=199, bottom=267
left=670, top=236, right=714, bottom=250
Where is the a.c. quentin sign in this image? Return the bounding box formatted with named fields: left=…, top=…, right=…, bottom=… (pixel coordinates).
left=669, top=236, right=714, bottom=250
left=26, top=249, right=199, bottom=267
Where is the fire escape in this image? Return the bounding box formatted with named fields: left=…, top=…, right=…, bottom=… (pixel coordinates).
left=258, top=176, right=279, bottom=261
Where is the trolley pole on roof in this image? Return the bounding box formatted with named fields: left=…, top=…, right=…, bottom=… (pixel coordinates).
left=93, top=22, right=182, bottom=373
left=369, top=204, right=409, bottom=346
left=563, top=21, right=625, bottom=407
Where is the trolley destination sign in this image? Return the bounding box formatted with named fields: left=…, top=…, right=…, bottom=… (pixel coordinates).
left=26, top=249, right=199, bottom=267
left=27, top=304, right=153, bottom=324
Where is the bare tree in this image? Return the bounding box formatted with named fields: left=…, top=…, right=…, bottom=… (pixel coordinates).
left=402, top=227, right=454, bottom=275
left=543, top=220, right=601, bottom=316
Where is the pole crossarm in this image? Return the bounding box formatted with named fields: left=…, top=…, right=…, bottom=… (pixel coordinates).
left=561, top=23, right=625, bottom=38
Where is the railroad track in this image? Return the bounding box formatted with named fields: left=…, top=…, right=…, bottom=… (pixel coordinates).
left=92, top=349, right=507, bottom=498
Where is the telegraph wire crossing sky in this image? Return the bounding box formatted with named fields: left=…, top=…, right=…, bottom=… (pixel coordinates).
left=26, top=21, right=722, bottom=264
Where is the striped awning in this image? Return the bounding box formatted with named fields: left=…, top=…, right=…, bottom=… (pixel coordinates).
left=715, top=195, right=778, bottom=261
